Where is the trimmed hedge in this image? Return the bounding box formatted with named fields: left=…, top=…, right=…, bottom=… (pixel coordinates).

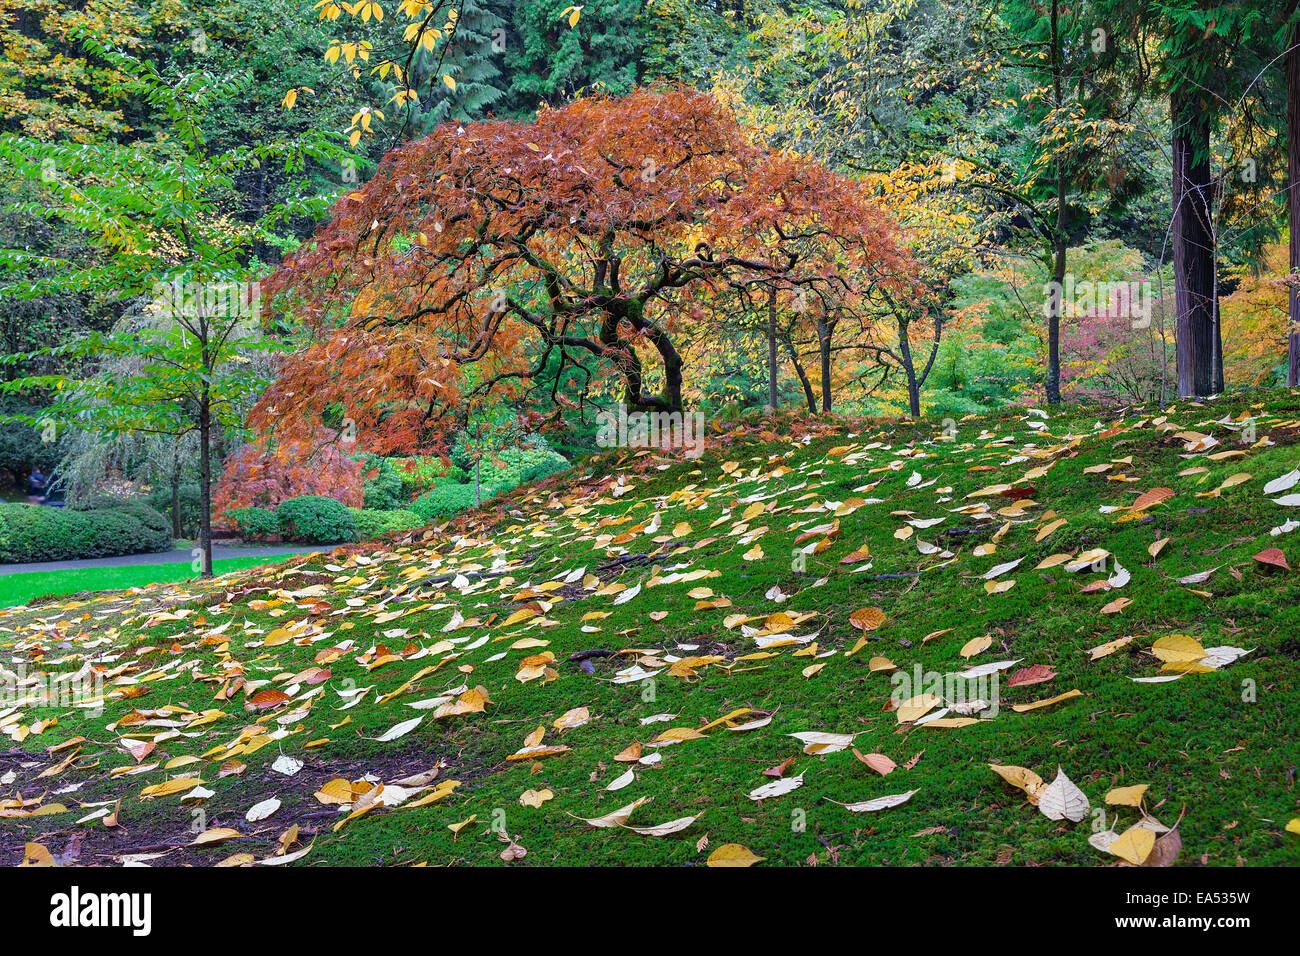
left=224, top=501, right=423, bottom=543
left=276, top=495, right=356, bottom=543
left=479, top=440, right=570, bottom=489
left=0, top=501, right=173, bottom=564
left=350, top=508, right=423, bottom=540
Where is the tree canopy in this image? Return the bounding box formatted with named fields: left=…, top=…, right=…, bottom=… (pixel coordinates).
left=252, top=85, right=919, bottom=452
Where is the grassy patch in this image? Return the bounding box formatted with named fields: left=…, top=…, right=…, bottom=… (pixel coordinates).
left=0, top=554, right=306, bottom=609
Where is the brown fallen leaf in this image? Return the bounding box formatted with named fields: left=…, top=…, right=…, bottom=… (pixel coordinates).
left=1254, top=547, right=1290, bottom=571
left=851, top=749, right=896, bottom=775
left=1131, top=487, right=1175, bottom=512
left=762, top=756, right=797, bottom=778
left=850, top=607, right=886, bottom=631
left=1006, top=664, right=1056, bottom=688
left=1142, top=829, right=1183, bottom=867
left=911, top=826, right=948, bottom=837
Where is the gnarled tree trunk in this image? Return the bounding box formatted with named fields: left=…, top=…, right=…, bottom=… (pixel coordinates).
left=783, top=336, right=817, bottom=413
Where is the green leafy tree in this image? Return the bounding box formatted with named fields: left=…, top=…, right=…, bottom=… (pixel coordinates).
left=994, top=0, right=1143, bottom=404
left=173, top=0, right=368, bottom=252
left=451, top=407, right=521, bottom=508
left=0, top=45, right=344, bottom=573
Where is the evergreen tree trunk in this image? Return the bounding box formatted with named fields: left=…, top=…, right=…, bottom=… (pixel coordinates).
left=1290, top=21, right=1300, bottom=387
left=1045, top=0, right=1065, bottom=405
left=1171, top=88, right=1220, bottom=398
left=767, top=286, right=779, bottom=411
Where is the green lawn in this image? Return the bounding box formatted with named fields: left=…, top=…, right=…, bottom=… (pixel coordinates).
left=0, top=553, right=303, bottom=608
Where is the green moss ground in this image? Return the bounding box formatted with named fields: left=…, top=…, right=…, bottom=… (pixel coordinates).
left=2, top=392, right=1299, bottom=867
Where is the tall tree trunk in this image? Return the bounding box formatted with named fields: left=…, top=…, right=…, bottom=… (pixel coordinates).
left=1290, top=20, right=1300, bottom=387
left=899, top=317, right=922, bottom=418
left=198, top=317, right=213, bottom=577
left=783, top=336, right=817, bottom=413
left=198, top=389, right=213, bottom=577
left=1045, top=0, right=1065, bottom=405
left=1047, top=237, right=1066, bottom=405
left=817, top=316, right=833, bottom=413
left=766, top=286, right=779, bottom=411
left=1171, top=88, right=1220, bottom=398
left=170, top=457, right=182, bottom=541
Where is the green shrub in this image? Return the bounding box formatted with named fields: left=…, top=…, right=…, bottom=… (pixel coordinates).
left=410, top=483, right=490, bottom=521
left=275, top=496, right=356, bottom=543
left=146, top=482, right=203, bottom=537
left=97, top=500, right=172, bottom=545
left=359, top=456, right=406, bottom=510
left=224, top=506, right=280, bottom=540
left=475, top=436, right=570, bottom=492
left=349, top=508, right=423, bottom=540
left=0, top=501, right=173, bottom=564
left=519, top=454, right=570, bottom=484
left=391, top=457, right=462, bottom=499
left=385, top=438, right=568, bottom=523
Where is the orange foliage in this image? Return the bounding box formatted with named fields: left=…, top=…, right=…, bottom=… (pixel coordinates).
left=212, top=435, right=364, bottom=522
left=252, top=85, right=918, bottom=449
left=1221, top=276, right=1290, bottom=386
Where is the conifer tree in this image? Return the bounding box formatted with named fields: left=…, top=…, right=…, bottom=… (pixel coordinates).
left=507, top=0, right=645, bottom=108
left=392, top=0, right=510, bottom=131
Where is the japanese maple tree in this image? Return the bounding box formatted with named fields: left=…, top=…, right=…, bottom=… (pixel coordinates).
left=212, top=433, right=366, bottom=521
left=251, top=86, right=918, bottom=450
